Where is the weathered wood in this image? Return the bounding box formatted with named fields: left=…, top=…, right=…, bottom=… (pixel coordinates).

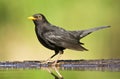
left=0, top=59, right=120, bottom=71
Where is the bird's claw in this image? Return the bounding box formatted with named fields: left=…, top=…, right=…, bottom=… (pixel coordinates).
left=41, top=60, right=54, bottom=65
left=40, top=60, right=58, bottom=66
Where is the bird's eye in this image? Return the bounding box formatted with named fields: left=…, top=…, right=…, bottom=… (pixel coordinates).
left=37, top=15, right=42, bottom=20
left=38, top=15, right=41, bottom=18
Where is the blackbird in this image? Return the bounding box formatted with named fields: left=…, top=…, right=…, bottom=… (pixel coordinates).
left=28, top=13, right=110, bottom=64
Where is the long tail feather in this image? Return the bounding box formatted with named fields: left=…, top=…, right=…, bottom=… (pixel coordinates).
left=80, top=26, right=111, bottom=38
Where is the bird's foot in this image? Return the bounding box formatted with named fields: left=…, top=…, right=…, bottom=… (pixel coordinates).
left=40, top=61, right=48, bottom=64
left=51, top=60, right=59, bottom=66
left=41, top=60, right=54, bottom=65
left=41, top=60, right=58, bottom=66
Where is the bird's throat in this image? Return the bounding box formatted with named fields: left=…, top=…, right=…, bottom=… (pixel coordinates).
left=33, top=20, right=50, bottom=27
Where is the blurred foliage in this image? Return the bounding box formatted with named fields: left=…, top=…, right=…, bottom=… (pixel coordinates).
left=0, top=0, right=120, bottom=61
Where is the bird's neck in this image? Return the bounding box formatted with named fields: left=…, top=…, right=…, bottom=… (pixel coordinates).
left=33, top=20, right=50, bottom=26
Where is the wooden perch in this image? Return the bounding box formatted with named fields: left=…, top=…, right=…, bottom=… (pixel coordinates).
left=0, top=59, right=120, bottom=71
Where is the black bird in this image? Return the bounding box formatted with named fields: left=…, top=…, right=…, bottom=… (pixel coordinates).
left=28, top=13, right=110, bottom=64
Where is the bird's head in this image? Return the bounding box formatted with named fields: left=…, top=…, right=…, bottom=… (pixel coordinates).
left=28, top=13, right=49, bottom=25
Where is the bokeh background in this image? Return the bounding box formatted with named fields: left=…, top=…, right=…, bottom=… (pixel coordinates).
left=0, top=0, right=120, bottom=61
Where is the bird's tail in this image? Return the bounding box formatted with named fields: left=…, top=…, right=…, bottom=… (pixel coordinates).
left=80, top=26, right=111, bottom=39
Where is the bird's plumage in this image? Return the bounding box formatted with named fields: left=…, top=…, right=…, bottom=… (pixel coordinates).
left=28, top=13, right=110, bottom=63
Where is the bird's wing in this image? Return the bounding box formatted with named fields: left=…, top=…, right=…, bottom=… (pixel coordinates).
left=43, top=31, right=88, bottom=51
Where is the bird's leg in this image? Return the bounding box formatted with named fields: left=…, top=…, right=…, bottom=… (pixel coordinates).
left=41, top=53, right=57, bottom=64
left=45, top=53, right=58, bottom=63
left=41, top=50, right=63, bottom=64
left=53, top=51, right=63, bottom=65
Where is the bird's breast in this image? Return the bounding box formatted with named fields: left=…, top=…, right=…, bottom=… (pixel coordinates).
left=35, top=28, right=57, bottom=50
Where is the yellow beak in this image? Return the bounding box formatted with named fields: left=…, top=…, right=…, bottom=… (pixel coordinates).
left=28, top=16, right=36, bottom=20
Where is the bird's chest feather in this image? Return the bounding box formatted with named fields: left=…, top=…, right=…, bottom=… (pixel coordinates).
left=35, top=27, right=47, bottom=43
left=35, top=26, right=57, bottom=50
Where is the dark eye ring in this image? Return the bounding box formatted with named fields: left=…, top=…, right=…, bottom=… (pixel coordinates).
left=38, top=15, right=41, bottom=18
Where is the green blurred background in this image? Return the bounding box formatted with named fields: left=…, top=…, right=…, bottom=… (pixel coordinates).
left=0, top=0, right=120, bottom=61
